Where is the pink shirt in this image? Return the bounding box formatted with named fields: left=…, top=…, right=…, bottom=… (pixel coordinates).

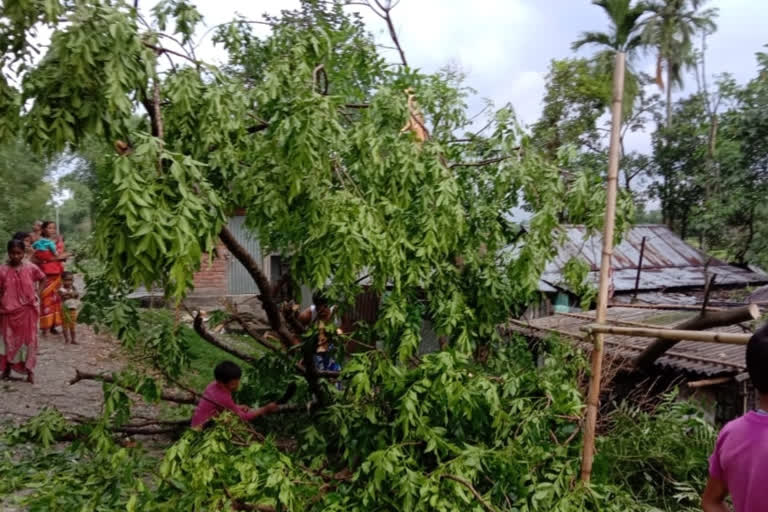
left=0, top=263, right=45, bottom=314
left=709, top=411, right=768, bottom=512
left=190, top=381, right=260, bottom=428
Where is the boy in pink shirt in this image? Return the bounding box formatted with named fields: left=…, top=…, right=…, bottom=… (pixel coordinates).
left=702, top=324, right=768, bottom=512
left=191, top=361, right=279, bottom=429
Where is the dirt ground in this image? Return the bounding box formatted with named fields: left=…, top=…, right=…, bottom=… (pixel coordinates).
left=0, top=325, right=156, bottom=424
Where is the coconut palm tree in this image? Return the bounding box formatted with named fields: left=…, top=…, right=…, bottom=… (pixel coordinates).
left=571, top=0, right=651, bottom=109
left=642, top=0, right=718, bottom=125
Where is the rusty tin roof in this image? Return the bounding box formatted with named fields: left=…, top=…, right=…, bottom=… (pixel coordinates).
left=540, top=225, right=768, bottom=293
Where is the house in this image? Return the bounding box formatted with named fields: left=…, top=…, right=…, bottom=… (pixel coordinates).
left=508, top=306, right=755, bottom=424
left=526, top=225, right=768, bottom=319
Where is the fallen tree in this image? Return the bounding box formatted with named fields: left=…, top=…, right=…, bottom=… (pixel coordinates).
left=0, top=1, right=649, bottom=510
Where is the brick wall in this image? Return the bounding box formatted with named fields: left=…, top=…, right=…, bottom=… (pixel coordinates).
left=192, top=243, right=229, bottom=296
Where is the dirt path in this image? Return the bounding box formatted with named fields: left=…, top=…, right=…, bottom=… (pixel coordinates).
left=0, top=325, right=154, bottom=424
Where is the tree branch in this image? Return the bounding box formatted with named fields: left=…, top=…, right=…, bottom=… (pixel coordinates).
left=144, top=42, right=200, bottom=65
left=218, top=226, right=298, bottom=349
left=449, top=154, right=518, bottom=169
left=193, top=313, right=262, bottom=366
left=69, top=370, right=197, bottom=404
left=440, top=474, right=498, bottom=512
left=357, top=0, right=408, bottom=66
left=313, top=64, right=328, bottom=95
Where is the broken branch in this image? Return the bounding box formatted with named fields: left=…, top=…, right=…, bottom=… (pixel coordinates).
left=219, top=226, right=297, bottom=349
left=69, top=369, right=197, bottom=404
left=440, top=474, right=498, bottom=512
left=193, top=313, right=262, bottom=366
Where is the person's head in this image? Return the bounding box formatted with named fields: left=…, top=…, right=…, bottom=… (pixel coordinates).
left=313, top=292, right=332, bottom=319
left=7, top=239, right=26, bottom=266
left=33, top=221, right=42, bottom=234
left=214, top=361, right=242, bottom=392
left=747, top=324, right=768, bottom=396
left=41, top=221, right=57, bottom=238
left=62, top=271, right=74, bottom=287
left=13, top=232, right=31, bottom=248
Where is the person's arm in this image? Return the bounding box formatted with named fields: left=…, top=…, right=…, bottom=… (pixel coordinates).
left=216, top=389, right=277, bottom=422
left=701, top=477, right=729, bottom=512
left=243, top=402, right=279, bottom=421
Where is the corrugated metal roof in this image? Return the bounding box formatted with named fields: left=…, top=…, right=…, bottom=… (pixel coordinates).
left=509, top=307, right=748, bottom=376
left=748, top=285, right=768, bottom=304
left=540, top=225, right=768, bottom=293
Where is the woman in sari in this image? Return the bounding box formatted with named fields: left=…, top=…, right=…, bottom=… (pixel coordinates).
left=33, top=221, right=68, bottom=335
left=1, top=239, right=46, bottom=383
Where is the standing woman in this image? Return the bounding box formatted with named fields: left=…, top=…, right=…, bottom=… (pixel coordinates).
left=32, top=221, right=68, bottom=335
left=0, top=239, right=46, bottom=383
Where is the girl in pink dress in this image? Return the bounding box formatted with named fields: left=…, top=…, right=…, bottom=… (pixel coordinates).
left=0, top=239, right=46, bottom=383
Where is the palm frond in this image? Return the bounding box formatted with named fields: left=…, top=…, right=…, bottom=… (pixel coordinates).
left=571, top=31, right=615, bottom=51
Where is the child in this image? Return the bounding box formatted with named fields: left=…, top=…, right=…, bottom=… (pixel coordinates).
left=59, top=272, right=80, bottom=345
left=12, top=232, right=33, bottom=263
left=0, top=239, right=46, bottom=383
left=702, top=324, right=768, bottom=512
left=190, top=361, right=279, bottom=429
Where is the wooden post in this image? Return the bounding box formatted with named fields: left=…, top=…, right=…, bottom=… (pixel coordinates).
left=632, top=236, right=647, bottom=300
left=581, top=51, right=625, bottom=483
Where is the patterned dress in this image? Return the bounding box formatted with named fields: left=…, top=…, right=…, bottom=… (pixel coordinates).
left=0, top=262, right=45, bottom=375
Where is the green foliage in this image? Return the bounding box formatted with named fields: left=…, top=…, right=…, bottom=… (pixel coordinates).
left=0, top=139, right=52, bottom=240
left=593, top=394, right=717, bottom=511
left=562, top=257, right=597, bottom=310
left=0, top=337, right=714, bottom=511
left=2, top=407, right=78, bottom=448
left=651, top=51, right=768, bottom=266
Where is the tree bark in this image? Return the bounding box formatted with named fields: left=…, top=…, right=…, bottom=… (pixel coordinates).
left=633, top=304, right=760, bottom=370
left=218, top=226, right=298, bottom=349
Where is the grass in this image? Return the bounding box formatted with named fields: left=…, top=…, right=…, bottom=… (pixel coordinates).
left=137, top=309, right=264, bottom=393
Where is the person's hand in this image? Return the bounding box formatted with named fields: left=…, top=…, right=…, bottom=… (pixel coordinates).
left=239, top=405, right=250, bottom=412
left=266, top=402, right=279, bottom=413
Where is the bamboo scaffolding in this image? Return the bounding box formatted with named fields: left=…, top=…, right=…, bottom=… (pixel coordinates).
left=558, top=311, right=682, bottom=330
left=608, top=303, right=729, bottom=312
left=581, top=51, right=625, bottom=483
left=581, top=324, right=751, bottom=345
left=508, top=318, right=746, bottom=369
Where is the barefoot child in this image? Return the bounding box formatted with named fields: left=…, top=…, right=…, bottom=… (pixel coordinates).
left=702, top=323, right=768, bottom=512
left=59, top=272, right=80, bottom=344
left=190, top=361, right=280, bottom=429
left=0, top=239, right=46, bottom=383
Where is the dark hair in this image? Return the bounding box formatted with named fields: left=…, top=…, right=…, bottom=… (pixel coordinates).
left=7, top=239, right=25, bottom=252
left=41, top=221, right=55, bottom=231
left=747, top=324, right=768, bottom=394
left=12, top=231, right=29, bottom=241
left=312, top=292, right=329, bottom=307
left=62, top=271, right=74, bottom=279
left=214, top=361, right=242, bottom=383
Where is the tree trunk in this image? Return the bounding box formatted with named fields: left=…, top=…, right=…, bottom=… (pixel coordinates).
left=634, top=304, right=760, bottom=370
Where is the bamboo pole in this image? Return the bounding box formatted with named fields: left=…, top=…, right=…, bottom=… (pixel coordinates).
left=608, top=303, right=728, bottom=312
left=581, top=51, right=625, bottom=484
left=581, top=324, right=751, bottom=345
left=687, top=376, right=732, bottom=389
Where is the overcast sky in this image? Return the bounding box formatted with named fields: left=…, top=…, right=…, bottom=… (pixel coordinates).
left=183, top=0, right=767, bottom=152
